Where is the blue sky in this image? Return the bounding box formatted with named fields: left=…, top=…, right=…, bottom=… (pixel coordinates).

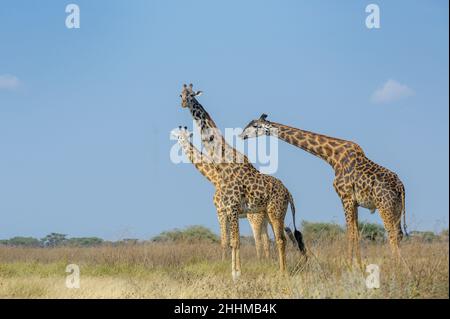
left=0, top=0, right=448, bottom=240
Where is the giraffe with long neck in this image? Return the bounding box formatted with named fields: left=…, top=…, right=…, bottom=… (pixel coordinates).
left=180, top=84, right=306, bottom=280
left=241, top=114, right=407, bottom=265
left=172, top=126, right=271, bottom=260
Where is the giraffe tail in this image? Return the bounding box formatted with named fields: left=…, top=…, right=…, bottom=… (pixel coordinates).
left=285, top=192, right=306, bottom=255
left=401, top=186, right=408, bottom=237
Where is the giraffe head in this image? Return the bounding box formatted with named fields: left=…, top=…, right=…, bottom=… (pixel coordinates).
left=171, top=126, right=193, bottom=142
left=240, top=113, right=274, bottom=140
left=180, top=83, right=203, bottom=108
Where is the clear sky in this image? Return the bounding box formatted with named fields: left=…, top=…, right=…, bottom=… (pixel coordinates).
left=0, top=0, right=448, bottom=240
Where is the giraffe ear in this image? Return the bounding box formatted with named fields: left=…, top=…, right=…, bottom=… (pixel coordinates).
left=194, top=91, right=203, bottom=97
left=260, top=113, right=268, bottom=121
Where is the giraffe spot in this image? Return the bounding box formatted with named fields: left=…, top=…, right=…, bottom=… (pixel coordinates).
left=316, top=146, right=324, bottom=154
left=328, top=141, right=339, bottom=148
left=300, top=141, right=308, bottom=149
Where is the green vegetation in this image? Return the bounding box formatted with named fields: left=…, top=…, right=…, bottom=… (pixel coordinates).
left=409, top=231, right=440, bottom=243
left=151, top=225, right=219, bottom=243
left=0, top=237, right=41, bottom=247
left=301, top=221, right=344, bottom=241
left=0, top=223, right=446, bottom=249
left=66, top=237, right=104, bottom=247
left=41, top=233, right=68, bottom=247
left=358, top=222, right=386, bottom=242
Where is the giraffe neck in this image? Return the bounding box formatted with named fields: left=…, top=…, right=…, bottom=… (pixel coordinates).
left=269, top=122, right=354, bottom=169
left=189, top=100, right=250, bottom=165
left=178, top=138, right=219, bottom=187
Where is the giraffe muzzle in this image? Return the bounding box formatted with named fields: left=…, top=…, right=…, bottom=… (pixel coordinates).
left=239, top=133, right=248, bottom=140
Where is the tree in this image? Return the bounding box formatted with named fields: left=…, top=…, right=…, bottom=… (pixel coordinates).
left=41, top=233, right=67, bottom=247
left=152, top=225, right=219, bottom=243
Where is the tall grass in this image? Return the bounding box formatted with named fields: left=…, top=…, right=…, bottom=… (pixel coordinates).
left=0, top=239, right=447, bottom=298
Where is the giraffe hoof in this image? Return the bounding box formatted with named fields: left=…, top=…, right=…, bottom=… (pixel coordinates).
left=232, top=270, right=241, bottom=281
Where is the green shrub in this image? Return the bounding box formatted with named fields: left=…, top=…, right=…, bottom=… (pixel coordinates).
left=358, top=222, right=386, bottom=242
left=301, top=221, right=344, bottom=241
left=409, top=231, right=438, bottom=243
left=66, top=237, right=104, bottom=247
left=152, top=225, right=219, bottom=243
left=1, top=237, right=41, bottom=247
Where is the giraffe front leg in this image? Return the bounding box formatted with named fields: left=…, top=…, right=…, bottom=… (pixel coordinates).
left=217, top=210, right=229, bottom=261
left=228, top=210, right=241, bottom=281
left=267, top=210, right=286, bottom=273
left=248, top=214, right=264, bottom=260
left=261, top=218, right=270, bottom=259
left=214, top=191, right=229, bottom=261
left=342, top=198, right=362, bottom=268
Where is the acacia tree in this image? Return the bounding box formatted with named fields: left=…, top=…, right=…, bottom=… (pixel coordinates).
left=41, top=233, right=67, bottom=247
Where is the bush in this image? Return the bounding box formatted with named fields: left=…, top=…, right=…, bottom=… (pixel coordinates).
left=359, top=222, right=385, bottom=242
left=301, top=221, right=344, bottom=241
left=152, top=225, right=219, bottom=243
left=409, top=231, right=439, bottom=243
left=0, top=237, right=41, bottom=247
left=66, top=237, right=104, bottom=247
left=440, top=229, right=449, bottom=241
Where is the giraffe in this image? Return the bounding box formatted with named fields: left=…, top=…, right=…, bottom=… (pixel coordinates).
left=180, top=84, right=306, bottom=280
left=240, top=114, right=408, bottom=265
left=171, top=126, right=271, bottom=260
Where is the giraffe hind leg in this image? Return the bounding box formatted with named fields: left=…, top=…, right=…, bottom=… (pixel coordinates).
left=378, top=206, right=402, bottom=260
left=248, top=213, right=264, bottom=260
left=342, top=198, right=362, bottom=269
left=266, top=208, right=287, bottom=273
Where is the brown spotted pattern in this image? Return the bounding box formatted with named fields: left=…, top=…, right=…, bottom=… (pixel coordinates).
left=241, top=114, right=407, bottom=265
left=173, top=127, right=271, bottom=260
left=180, top=85, right=304, bottom=280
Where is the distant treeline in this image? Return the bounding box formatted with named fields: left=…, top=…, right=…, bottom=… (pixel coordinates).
left=0, top=223, right=448, bottom=248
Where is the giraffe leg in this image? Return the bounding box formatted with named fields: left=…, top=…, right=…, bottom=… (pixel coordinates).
left=261, top=218, right=270, bottom=259
left=248, top=214, right=264, bottom=260
left=267, top=210, right=286, bottom=273
left=378, top=206, right=402, bottom=260
left=214, top=192, right=229, bottom=261
left=217, top=209, right=229, bottom=261
left=342, top=198, right=362, bottom=268
left=228, top=210, right=241, bottom=281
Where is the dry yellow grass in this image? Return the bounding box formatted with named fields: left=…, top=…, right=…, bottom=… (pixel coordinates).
left=0, top=239, right=448, bottom=299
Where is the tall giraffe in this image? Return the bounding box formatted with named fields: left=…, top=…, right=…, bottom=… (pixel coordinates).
left=171, top=126, right=271, bottom=260
left=240, top=114, right=407, bottom=265
left=180, top=84, right=306, bottom=280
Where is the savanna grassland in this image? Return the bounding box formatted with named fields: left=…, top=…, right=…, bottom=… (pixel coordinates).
left=0, top=235, right=448, bottom=299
